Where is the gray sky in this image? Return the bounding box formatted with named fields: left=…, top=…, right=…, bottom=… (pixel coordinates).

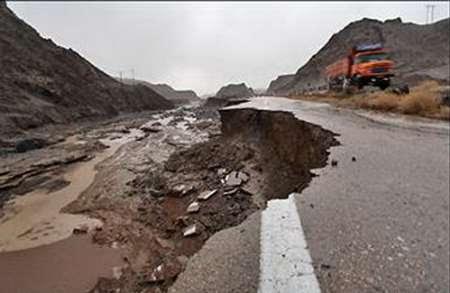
left=8, top=1, right=450, bottom=95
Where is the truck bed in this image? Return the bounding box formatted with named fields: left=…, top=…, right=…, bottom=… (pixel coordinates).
left=325, top=57, right=349, bottom=79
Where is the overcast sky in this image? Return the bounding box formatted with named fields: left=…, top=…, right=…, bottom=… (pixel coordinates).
left=8, top=1, right=450, bottom=95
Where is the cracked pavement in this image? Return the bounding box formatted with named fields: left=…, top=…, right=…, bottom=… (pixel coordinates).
left=170, top=97, right=449, bottom=293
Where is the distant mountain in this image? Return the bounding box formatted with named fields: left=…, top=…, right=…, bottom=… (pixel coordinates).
left=266, top=74, right=295, bottom=96
left=0, top=3, right=173, bottom=137
left=267, top=17, right=450, bottom=95
left=119, top=79, right=200, bottom=105
left=215, top=83, right=255, bottom=99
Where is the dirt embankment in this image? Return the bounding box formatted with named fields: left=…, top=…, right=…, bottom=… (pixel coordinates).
left=219, top=108, right=339, bottom=199
left=61, top=107, right=339, bottom=293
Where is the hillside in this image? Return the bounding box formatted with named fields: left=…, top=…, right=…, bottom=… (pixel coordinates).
left=0, top=3, right=173, bottom=137
left=267, top=17, right=450, bottom=95
left=216, top=83, right=255, bottom=99
left=120, top=79, right=200, bottom=105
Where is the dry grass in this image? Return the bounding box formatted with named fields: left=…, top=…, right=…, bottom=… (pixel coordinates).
left=290, top=81, right=450, bottom=120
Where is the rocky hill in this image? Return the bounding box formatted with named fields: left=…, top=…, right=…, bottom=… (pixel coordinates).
left=267, top=17, right=450, bottom=96
left=216, top=83, right=255, bottom=99
left=120, top=79, right=200, bottom=105
left=266, top=74, right=295, bottom=95
left=0, top=3, right=173, bottom=137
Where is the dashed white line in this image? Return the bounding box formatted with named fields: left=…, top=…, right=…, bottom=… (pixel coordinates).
left=259, top=193, right=321, bottom=293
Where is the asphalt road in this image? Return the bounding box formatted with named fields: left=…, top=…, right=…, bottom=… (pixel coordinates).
left=171, top=97, right=449, bottom=293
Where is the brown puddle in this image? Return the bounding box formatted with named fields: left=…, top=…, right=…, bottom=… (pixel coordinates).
left=0, top=130, right=143, bottom=292
left=0, top=234, right=123, bottom=293
left=0, top=130, right=143, bottom=252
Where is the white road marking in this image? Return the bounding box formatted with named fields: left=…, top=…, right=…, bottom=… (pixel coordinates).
left=259, top=193, right=321, bottom=293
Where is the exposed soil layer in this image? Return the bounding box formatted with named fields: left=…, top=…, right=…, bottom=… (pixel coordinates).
left=85, top=107, right=338, bottom=292
left=219, top=108, right=340, bottom=199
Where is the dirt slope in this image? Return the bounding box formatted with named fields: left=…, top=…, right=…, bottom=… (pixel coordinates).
left=0, top=4, right=173, bottom=138
left=120, top=78, right=200, bottom=105
left=268, top=17, right=450, bottom=95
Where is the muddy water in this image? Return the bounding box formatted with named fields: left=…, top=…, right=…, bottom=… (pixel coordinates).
left=0, top=130, right=143, bottom=252
left=0, top=129, right=143, bottom=292
left=0, top=235, right=123, bottom=293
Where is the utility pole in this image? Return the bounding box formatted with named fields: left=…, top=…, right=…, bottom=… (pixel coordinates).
left=426, top=4, right=436, bottom=24
left=130, top=69, right=135, bottom=85
left=119, top=71, right=123, bottom=83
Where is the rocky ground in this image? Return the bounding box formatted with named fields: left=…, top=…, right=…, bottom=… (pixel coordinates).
left=0, top=101, right=338, bottom=293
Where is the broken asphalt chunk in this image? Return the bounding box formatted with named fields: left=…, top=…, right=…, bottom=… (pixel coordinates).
left=73, top=224, right=89, bottom=235
left=223, top=188, right=238, bottom=196
left=140, top=125, right=162, bottom=133
left=186, top=201, right=200, bottom=213
left=183, top=224, right=199, bottom=237
left=197, top=189, right=217, bottom=201
left=225, top=171, right=249, bottom=186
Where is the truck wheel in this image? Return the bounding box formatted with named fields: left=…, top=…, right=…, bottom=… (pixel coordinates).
left=378, top=80, right=390, bottom=90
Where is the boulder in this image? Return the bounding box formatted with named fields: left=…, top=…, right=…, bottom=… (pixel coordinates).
left=15, top=138, right=48, bottom=153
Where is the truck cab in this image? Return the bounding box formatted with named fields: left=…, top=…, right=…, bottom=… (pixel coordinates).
left=350, top=44, right=394, bottom=89
left=325, top=43, right=395, bottom=91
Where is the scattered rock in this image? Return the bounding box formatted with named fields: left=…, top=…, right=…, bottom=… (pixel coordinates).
left=170, top=183, right=195, bottom=197
left=73, top=224, right=89, bottom=234
left=112, top=266, right=123, bottom=280
left=145, top=261, right=183, bottom=283
left=320, top=263, right=332, bottom=270
left=135, top=135, right=146, bottom=141
left=115, top=126, right=131, bottom=134
left=176, top=216, right=189, bottom=227
left=238, top=172, right=249, bottom=182
left=441, top=93, right=450, bottom=107
left=197, top=189, right=217, bottom=201
left=140, top=125, right=162, bottom=133
left=148, top=188, right=164, bottom=198
left=392, top=84, right=410, bottom=95
left=217, top=168, right=227, bottom=177
left=225, top=171, right=250, bottom=186
left=352, top=156, right=357, bottom=162
left=331, top=159, right=338, bottom=167
left=223, top=188, right=238, bottom=196
left=186, top=201, right=200, bottom=213
left=15, top=138, right=48, bottom=153
left=195, top=121, right=214, bottom=130
left=165, top=136, right=189, bottom=147
left=183, top=224, right=199, bottom=237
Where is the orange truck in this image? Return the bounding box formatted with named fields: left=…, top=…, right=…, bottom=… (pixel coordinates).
left=325, top=43, right=394, bottom=91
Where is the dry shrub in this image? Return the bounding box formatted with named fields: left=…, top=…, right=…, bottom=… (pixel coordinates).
left=398, top=81, right=442, bottom=115
left=361, top=92, right=400, bottom=111
left=438, top=106, right=450, bottom=120
left=288, top=80, right=448, bottom=120
left=360, top=80, right=445, bottom=118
